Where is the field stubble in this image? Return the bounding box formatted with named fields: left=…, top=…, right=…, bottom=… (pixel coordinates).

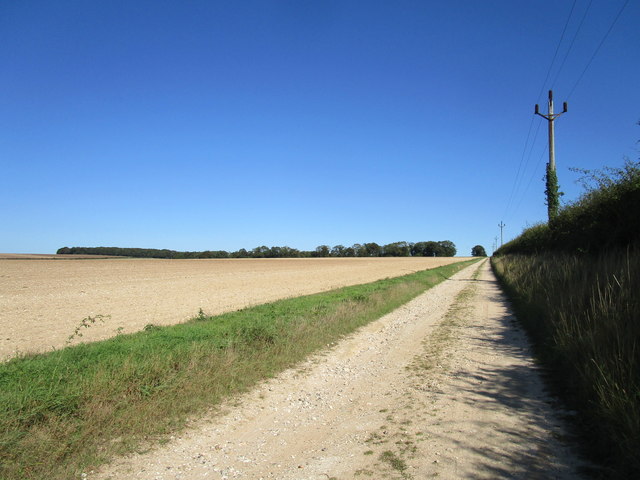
left=0, top=256, right=468, bottom=360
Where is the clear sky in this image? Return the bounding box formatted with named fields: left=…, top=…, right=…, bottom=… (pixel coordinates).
left=1, top=1, right=638, bottom=256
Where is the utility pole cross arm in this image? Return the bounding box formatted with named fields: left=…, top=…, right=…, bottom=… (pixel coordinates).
left=533, top=90, right=568, bottom=221
left=498, top=222, right=505, bottom=247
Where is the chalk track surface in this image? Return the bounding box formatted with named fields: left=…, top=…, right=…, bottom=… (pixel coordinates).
left=0, top=255, right=467, bottom=360
left=93, top=260, right=584, bottom=479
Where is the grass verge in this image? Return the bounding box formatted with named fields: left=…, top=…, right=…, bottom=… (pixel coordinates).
left=0, top=259, right=477, bottom=480
left=491, top=249, right=640, bottom=478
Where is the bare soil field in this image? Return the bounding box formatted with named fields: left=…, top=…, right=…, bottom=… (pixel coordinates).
left=0, top=256, right=468, bottom=360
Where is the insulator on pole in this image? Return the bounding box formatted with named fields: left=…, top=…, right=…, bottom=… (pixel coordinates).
left=533, top=91, right=568, bottom=222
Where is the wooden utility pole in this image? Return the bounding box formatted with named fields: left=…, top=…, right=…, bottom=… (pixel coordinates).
left=535, top=90, right=567, bottom=220
left=498, top=221, right=505, bottom=247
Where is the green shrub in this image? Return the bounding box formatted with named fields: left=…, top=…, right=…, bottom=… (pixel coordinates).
left=497, top=159, right=640, bottom=256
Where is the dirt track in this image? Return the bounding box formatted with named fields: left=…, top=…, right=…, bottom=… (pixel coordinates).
left=0, top=256, right=466, bottom=360
left=92, top=260, right=585, bottom=479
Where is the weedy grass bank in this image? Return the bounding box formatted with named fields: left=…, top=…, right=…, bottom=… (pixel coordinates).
left=0, top=259, right=477, bottom=480
left=492, top=249, right=640, bottom=477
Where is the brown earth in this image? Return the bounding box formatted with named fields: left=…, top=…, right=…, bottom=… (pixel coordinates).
left=91, top=260, right=586, bottom=479
left=0, top=256, right=467, bottom=360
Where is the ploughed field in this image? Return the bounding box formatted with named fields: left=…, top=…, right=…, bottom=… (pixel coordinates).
left=0, top=255, right=469, bottom=360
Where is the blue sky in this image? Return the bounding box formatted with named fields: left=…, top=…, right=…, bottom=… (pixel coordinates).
left=1, top=1, right=638, bottom=256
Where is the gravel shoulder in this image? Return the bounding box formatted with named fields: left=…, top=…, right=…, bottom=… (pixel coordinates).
left=93, top=260, right=585, bottom=480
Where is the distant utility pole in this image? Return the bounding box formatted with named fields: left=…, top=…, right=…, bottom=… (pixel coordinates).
left=498, top=221, right=505, bottom=247
left=535, top=90, right=567, bottom=221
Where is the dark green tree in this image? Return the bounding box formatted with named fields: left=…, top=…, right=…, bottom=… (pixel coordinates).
left=343, top=246, right=356, bottom=257
left=363, top=242, right=382, bottom=257
left=423, top=241, right=440, bottom=257
left=351, top=244, right=366, bottom=257
left=437, top=240, right=457, bottom=257
left=313, top=245, right=330, bottom=257
left=471, top=245, right=487, bottom=257
left=382, top=241, right=411, bottom=257
left=251, top=246, right=269, bottom=258
left=411, top=241, right=433, bottom=256
left=231, top=248, right=249, bottom=258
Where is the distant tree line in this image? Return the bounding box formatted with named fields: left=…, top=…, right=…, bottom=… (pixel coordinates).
left=56, top=240, right=457, bottom=259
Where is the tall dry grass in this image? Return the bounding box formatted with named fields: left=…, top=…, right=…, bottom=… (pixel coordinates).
left=492, top=248, right=640, bottom=477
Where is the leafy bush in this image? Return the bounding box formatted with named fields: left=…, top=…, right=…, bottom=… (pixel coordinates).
left=497, top=159, right=640, bottom=256
left=552, top=160, right=640, bottom=253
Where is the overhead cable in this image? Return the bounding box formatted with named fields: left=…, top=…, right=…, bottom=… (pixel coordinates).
left=503, top=1, right=577, bottom=222
left=567, top=0, right=630, bottom=99
left=550, top=0, right=594, bottom=89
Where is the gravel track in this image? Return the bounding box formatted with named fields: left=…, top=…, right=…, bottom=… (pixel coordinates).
left=92, top=260, right=585, bottom=480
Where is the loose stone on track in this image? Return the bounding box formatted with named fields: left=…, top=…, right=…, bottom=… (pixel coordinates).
left=93, top=260, right=585, bottom=479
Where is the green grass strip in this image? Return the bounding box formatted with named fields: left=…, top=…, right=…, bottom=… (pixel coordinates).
left=0, top=259, right=478, bottom=480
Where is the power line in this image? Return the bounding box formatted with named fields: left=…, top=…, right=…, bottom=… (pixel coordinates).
left=567, top=0, right=631, bottom=99
left=503, top=1, right=577, bottom=222
left=535, top=90, right=568, bottom=221
left=512, top=147, right=548, bottom=217
left=517, top=0, right=629, bottom=219
left=534, top=0, right=577, bottom=103
left=550, top=0, right=594, bottom=89
left=503, top=116, right=535, bottom=219
left=504, top=0, right=630, bottom=225
left=504, top=117, right=545, bottom=220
